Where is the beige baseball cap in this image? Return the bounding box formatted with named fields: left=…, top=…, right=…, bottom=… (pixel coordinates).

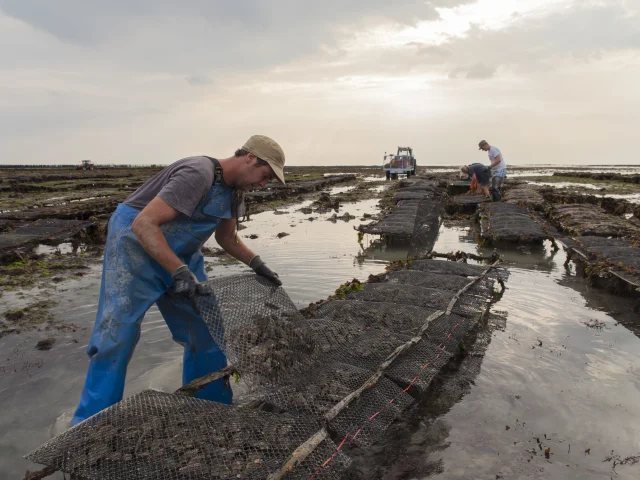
left=242, top=135, right=286, bottom=184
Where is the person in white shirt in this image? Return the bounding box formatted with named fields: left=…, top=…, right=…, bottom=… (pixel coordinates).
left=478, top=140, right=507, bottom=201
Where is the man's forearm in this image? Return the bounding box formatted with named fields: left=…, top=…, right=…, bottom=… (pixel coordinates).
left=132, top=221, right=184, bottom=274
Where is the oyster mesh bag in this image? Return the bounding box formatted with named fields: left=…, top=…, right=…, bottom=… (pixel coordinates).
left=28, top=262, right=506, bottom=479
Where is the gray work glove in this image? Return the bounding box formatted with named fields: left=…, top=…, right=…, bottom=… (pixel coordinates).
left=168, top=265, right=210, bottom=297
left=249, top=255, right=282, bottom=286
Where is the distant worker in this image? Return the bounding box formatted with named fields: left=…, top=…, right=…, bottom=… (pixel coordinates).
left=70, top=135, right=285, bottom=426
left=478, top=140, right=507, bottom=201
left=460, top=163, right=491, bottom=197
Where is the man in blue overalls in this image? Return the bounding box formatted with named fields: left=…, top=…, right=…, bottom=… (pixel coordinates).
left=71, top=135, right=284, bottom=426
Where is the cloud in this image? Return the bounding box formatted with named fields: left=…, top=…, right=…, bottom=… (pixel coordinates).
left=186, top=75, right=214, bottom=86
left=449, top=62, right=497, bottom=79
left=407, top=43, right=452, bottom=58
left=0, top=0, right=639, bottom=166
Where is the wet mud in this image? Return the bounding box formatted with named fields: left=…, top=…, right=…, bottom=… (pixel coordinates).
left=1, top=300, right=81, bottom=339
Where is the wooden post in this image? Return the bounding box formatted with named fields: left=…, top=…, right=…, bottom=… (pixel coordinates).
left=174, top=365, right=236, bottom=397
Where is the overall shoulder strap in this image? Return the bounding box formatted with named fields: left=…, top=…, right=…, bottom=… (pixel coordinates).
left=203, top=156, right=223, bottom=185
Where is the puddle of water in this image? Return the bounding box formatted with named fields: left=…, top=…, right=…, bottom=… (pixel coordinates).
left=204, top=197, right=400, bottom=307
left=69, top=195, right=110, bottom=203
left=34, top=243, right=75, bottom=255
left=323, top=170, right=378, bottom=178
left=599, top=193, right=640, bottom=204
left=330, top=185, right=356, bottom=195
left=425, top=168, right=458, bottom=173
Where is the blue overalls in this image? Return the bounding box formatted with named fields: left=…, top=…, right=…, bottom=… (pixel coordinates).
left=71, top=182, right=236, bottom=425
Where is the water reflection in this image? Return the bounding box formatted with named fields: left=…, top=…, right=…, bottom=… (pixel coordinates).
left=206, top=196, right=399, bottom=307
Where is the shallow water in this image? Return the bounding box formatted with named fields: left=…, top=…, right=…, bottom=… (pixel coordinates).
left=207, top=195, right=406, bottom=307
left=597, top=192, right=640, bottom=204
left=330, top=185, right=357, bottom=195
left=2, top=197, right=640, bottom=479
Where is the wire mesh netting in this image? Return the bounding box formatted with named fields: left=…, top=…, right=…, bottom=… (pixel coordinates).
left=350, top=283, right=454, bottom=309
left=384, top=339, right=453, bottom=394
left=27, top=259, right=508, bottom=479
left=387, top=270, right=489, bottom=294
left=408, top=258, right=508, bottom=279
left=502, top=184, right=546, bottom=211
left=304, top=300, right=438, bottom=334
left=358, top=181, right=440, bottom=238
left=479, top=202, right=549, bottom=244
left=574, top=235, right=640, bottom=268
left=195, top=276, right=318, bottom=386
left=253, top=361, right=415, bottom=448
left=26, top=390, right=350, bottom=480
left=408, top=192, right=445, bottom=259
left=549, top=203, right=640, bottom=238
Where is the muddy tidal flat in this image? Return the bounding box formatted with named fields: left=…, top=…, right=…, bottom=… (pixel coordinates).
left=2, top=164, right=640, bottom=479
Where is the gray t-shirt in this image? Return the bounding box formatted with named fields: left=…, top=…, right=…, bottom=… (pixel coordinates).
left=488, top=146, right=506, bottom=171
left=124, top=156, right=244, bottom=218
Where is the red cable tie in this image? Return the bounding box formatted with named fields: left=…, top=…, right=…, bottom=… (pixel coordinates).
left=369, top=411, right=381, bottom=421
left=322, top=457, right=334, bottom=468
left=353, top=427, right=363, bottom=439
left=309, top=469, right=320, bottom=480
left=337, top=435, right=348, bottom=451
left=422, top=361, right=431, bottom=369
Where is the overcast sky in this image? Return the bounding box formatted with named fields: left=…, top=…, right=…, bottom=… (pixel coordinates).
left=1, top=0, right=639, bottom=166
